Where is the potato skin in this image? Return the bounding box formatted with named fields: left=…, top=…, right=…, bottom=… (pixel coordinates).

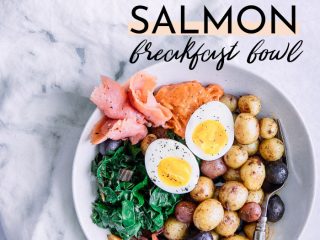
left=220, top=94, right=238, bottom=112
left=246, top=189, right=264, bottom=205
left=224, top=145, right=248, bottom=169
left=240, top=157, right=266, bottom=191
left=140, top=134, right=157, bottom=154
left=238, top=95, right=261, bottom=116
left=224, top=235, right=249, bottom=240
left=239, top=202, right=262, bottom=222
left=174, top=201, right=197, bottom=224
left=201, top=158, right=227, bottom=180
left=219, top=181, right=248, bottom=211
left=244, top=222, right=269, bottom=240
left=163, top=217, right=188, bottom=240
left=235, top=113, right=259, bottom=144
left=210, top=231, right=220, bottom=240
left=215, top=211, right=240, bottom=237
left=259, top=138, right=284, bottom=161
left=190, top=176, right=215, bottom=202
left=107, top=234, right=121, bottom=240
left=259, top=118, right=278, bottom=139
left=193, top=199, right=224, bottom=231
left=236, top=140, right=259, bottom=156
left=223, top=168, right=242, bottom=182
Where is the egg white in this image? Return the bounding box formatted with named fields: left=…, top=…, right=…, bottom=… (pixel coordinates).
left=185, top=101, right=234, bottom=161
left=145, top=139, right=200, bottom=194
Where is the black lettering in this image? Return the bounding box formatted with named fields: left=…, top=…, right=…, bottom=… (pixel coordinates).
left=287, top=40, right=303, bottom=62
left=152, top=6, right=175, bottom=34
left=247, top=39, right=265, bottom=63
left=238, top=6, right=266, bottom=34
left=271, top=5, right=296, bottom=34
left=130, top=5, right=148, bottom=34
left=204, top=6, right=232, bottom=33
left=129, top=39, right=149, bottom=63
left=181, top=5, right=199, bottom=34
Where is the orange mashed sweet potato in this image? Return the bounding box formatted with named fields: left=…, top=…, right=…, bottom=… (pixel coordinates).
left=155, top=81, right=223, bottom=138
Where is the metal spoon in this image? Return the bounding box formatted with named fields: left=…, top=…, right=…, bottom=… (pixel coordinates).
left=254, top=119, right=287, bottom=240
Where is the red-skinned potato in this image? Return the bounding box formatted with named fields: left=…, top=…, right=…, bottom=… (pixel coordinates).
left=174, top=201, right=197, bottom=223
left=239, top=202, right=262, bottom=222
left=201, top=158, right=227, bottom=179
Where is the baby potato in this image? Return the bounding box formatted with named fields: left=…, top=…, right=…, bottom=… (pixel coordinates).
left=107, top=234, right=121, bottom=240
left=190, top=176, right=215, bottom=202
left=235, top=113, right=259, bottom=145
left=239, top=202, right=262, bottom=222
left=224, top=235, right=249, bottom=240
left=141, top=134, right=157, bottom=154
left=238, top=95, right=261, bottom=116
left=215, top=211, right=240, bottom=237
left=236, top=140, right=259, bottom=156
left=220, top=94, right=238, bottom=112
left=240, top=157, right=266, bottom=191
left=219, top=181, right=248, bottom=211
left=201, top=158, right=227, bottom=180
left=174, top=201, right=197, bottom=223
left=259, top=138, right=284, bottom=161
left=259, top=118, right=278, bottom=139
left=244, top=222, right=270, bottom=240
left=210, top=231, right=220, bottom=240
left=223, top=168, right=241, bottom=182
left=163, top=217, right=188, bottom=240
left=193, top=199, right=224, bottom=231
left=224, top=145, right=248, bottom=169
left=246, top=189, right=264, bottom=205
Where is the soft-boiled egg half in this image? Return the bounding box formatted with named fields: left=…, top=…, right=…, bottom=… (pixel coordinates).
left=185, top=101, right=234, bottom=161
left=145, top=139, right=199, bottom=194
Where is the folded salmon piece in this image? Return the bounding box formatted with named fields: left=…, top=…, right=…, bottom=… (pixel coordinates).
left=128, top=72, right=172, bottom=127
left=91, top=116, right=148, bottom=145
left=90, top=76, right=145, bottom=124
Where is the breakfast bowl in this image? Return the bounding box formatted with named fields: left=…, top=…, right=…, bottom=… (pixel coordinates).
left=72, top=61, right=315, bottom=240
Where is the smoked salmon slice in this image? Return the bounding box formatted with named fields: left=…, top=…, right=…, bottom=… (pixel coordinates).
left=128, top=72, right=172, bottom=127
left=91, top=116, right=147, bottom=145
left=90, top=76, right=145, bottom=124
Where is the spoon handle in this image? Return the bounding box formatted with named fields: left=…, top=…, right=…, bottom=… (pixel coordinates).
left=253, top=216, right=267, bottom=240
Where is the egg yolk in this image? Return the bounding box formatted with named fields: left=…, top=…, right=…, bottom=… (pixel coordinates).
left=158, top=157, right=192, bottom=187
left=192, top=120, right=228, bottom=155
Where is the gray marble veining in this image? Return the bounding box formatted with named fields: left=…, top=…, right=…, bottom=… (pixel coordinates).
left=0, top=1, right=319, bottom=240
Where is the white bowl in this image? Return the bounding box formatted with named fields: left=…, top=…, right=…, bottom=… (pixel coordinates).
left=72, top=61, right=315, bottom=240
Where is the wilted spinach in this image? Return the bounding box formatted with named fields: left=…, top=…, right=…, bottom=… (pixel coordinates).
left=91, top=141, right=181, bottom=240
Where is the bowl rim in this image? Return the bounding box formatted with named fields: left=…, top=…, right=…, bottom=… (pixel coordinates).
left=72, top=61, right=316, bottom=240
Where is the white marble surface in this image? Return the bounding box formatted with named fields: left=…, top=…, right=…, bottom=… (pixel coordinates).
left=0, top=1, right=319, bottom=240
